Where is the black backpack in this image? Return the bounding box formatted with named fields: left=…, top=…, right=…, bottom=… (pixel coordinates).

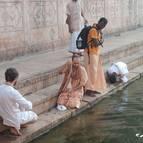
left=76, top=25, right=103, bottom=50
left=76, top=25, right=92, bottom=50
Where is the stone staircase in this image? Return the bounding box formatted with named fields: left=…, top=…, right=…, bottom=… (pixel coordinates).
left=1, top=27, right=143, bottom=143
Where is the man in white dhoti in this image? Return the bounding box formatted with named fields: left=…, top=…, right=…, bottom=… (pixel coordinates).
left=0, top=68, right=38, bottom=136
left=107, top=62, right=129, bottom=83
left=66, top=0, right=87, bottom=54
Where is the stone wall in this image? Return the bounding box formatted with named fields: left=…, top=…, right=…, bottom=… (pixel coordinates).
left=0, top=0, right=143, bottom=61
left=83, top=0, right=143, bottom=34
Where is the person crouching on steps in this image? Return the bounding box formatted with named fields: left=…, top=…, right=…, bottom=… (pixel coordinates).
left=57, top=54, right=88, bottom=111
left=0, top=68, right=38, bottom=136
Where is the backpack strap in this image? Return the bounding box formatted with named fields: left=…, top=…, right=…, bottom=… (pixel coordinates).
left=96, top=28, right=103, bottom=47
left=87, top=26, right=96, bottom=64
left=87, top=47, right=90, bottom=64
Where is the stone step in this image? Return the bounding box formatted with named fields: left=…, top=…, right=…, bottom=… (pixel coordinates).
left=0, top=40, right=143, bottom=133
left=25, top=84, right=60, bottom=115
left=102, top=39, right=143, bottom=65
left=0, top=64, right=143, bottom=143
left=113, top=49, right=143, bottom=70
left=0, top=28, right=143, bottom=96
left=8, top=43, right=143, bottom=97
left=25, top=50, right=143, bottom=115
left=0, top=49, right=70, bottom=96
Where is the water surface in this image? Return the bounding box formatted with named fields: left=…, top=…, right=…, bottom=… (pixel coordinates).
left=31, top=78, right=143, bottom=143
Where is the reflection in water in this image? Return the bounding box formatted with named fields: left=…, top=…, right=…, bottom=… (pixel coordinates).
left=31, top=78, right=143, bottom=143
left=115, top=89, right=128, bottom=112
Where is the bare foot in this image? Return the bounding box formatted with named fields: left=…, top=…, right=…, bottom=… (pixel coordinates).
left=10, top=127, right=22, bottom=136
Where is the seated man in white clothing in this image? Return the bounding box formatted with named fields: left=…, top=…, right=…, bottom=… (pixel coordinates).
left=107, top=62, right=129, bottom=84
left=0, top=68, right=38, bottom=136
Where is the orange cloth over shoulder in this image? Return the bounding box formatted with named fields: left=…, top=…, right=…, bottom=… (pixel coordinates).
left=85, top=28, right=101, bottom=55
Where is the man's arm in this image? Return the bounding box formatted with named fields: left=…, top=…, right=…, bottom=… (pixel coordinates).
left=59, top=61, right=71, bottom=74
left=66, top=4, right=71, bottom=25
left=81, top=8, right=88, bottom=24
left=92, top=38, right=103, bottom=47
left=66, top=14, right=70, bottom=24
left=14, top=90, right=32, bottom=110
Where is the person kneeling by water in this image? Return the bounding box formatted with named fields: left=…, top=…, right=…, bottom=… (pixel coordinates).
left=0, top=68, right=38, bottom=136
left=57, top=54, right=88, bottom=111
left=107, top=62, right=129, bottom=84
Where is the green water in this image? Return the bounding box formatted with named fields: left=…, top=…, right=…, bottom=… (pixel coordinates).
left=31, top=78, right=143, bottom=143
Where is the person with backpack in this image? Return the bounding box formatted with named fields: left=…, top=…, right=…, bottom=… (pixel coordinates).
left=66, top=0, right=87, bottom=55
left=84, top=17, right=108, bottom=96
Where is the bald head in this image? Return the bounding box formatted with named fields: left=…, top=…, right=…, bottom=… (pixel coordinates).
left=72, top=54, right=80, bottom=67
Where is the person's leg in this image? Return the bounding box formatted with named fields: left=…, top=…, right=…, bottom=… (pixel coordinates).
left=57, top=91, right=69, bottom=109
left=84, top=53, right=99, bottom=91
left=66, top=90, right=83, bottom=109
left=68, top=32, right=82, bottom=54
left=18, top=111, right=38, bottom=126
left=10, top=127, right=22, bottom=136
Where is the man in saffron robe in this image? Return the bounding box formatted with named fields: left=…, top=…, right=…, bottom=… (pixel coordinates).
left=57, top=54, right=88, bottom=111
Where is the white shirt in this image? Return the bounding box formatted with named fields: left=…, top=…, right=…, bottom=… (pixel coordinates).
left=0, top=84, right=32, bottom=129
left=108, top=62, right=129, bottom=83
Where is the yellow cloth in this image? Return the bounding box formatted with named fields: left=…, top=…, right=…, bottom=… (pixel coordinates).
left=84, top=52, right=107, bottom=93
